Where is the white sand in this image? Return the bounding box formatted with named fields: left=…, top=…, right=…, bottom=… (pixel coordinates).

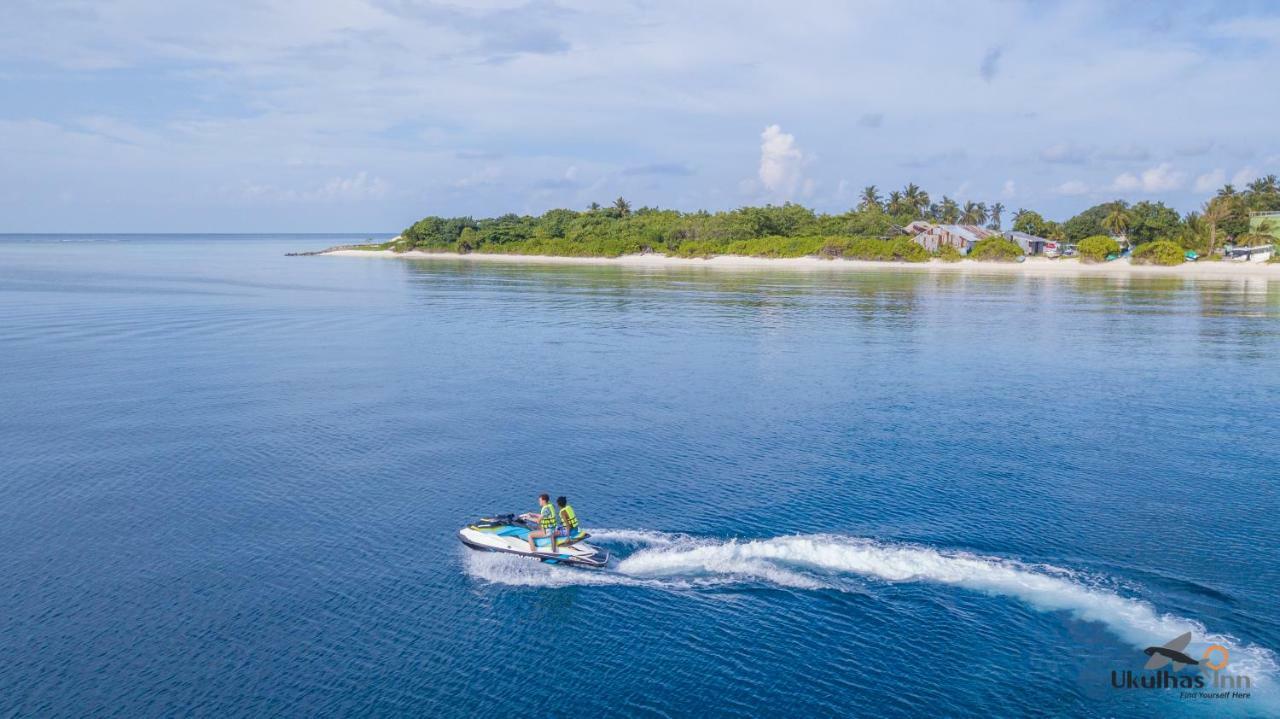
left=324, top=248, right=1280, bottom=279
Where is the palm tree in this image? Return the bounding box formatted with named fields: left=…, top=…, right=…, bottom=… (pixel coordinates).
left=859, top=185, right=883, bottom=212
left=1247, top=175, right=1280, bottom=211
left=939, top=196, right=960, bottom=224
left=1217, top=184, right=1237, bottom=199
left=588, top=201, right=601, bottom=212
left=960, top=201, right=987, bottom=226
left=1202, top=196, right=1229, bottom=256
left=613, top=197, right=631, bottom=217
left=887, top=190, right=905, bottom=216
left=1101, top=202, right=1132, bottom=238
left=988, top=202, right=1005, bottom=230
left=1247, top=176, right=1275, bottom=195
left=903, top=183, right=929, bottom=218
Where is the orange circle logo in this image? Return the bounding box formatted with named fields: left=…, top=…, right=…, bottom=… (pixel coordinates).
left=1202, top=644, right=1229, bottom=671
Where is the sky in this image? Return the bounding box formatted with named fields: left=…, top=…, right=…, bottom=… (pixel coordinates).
left=3, top=0, right=1279, bottom=233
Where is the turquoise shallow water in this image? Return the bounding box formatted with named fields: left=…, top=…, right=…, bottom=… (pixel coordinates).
left=1, top=235, right=1278, bottom=717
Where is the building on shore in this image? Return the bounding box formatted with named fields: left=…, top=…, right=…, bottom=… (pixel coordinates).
left=1005, top=231, right=1050, bottom=256
left=1249, top=211, right=1280, bottom=241
left=910, top=223, right=995, bottom=255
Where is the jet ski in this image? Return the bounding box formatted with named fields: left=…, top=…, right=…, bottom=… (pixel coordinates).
left=458, top=514, right=610, bottom=568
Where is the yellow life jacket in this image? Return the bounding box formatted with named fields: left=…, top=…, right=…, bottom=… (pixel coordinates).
left=538, top=503, right=557, bottom=529
left=559, top=504, right=579, bottom=532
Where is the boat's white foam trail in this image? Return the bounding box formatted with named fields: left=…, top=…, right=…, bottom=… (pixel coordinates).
left=588, top=528, right=691, bottom=547
left=464, top=551, right=658, bottom=589
left=465, top=531, right=1278, bottom=682
left=616, top=533, right=1278, bottom=680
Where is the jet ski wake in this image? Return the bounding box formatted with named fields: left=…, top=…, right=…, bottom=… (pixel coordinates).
left=462, top=529, right=1278, bottom=683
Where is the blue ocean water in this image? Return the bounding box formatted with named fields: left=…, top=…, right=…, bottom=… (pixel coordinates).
left=1, top=234, right=1278, bottom=718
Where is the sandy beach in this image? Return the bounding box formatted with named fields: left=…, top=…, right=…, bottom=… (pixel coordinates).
left=325, top=247, right=1280, bottom=279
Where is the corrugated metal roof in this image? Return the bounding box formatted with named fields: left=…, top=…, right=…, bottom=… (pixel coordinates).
left=1007, top=231, right=1047, bottom=242
left=936, top=225, right=993, bottom=243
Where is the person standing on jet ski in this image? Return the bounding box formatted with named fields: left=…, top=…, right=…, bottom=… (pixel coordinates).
left=527, top=493, right=559, bottom=553
left=556, top=496, right=579, bottom=542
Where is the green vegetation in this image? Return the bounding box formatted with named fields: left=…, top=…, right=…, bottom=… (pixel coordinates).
left=1250, top=216, right=1280, bottom=242
left=400, top=203, right=903, bottom=259
left=968, top=237, right=1024, bottom=262
left=839, top=237, right=931, bottom=262
left=1077, top=235, right=1120, bottom=263
left=1011, top=209, right=1049, bottom=237
left=936, top=244, right=963, bottom=262
left=1131, top=240, right=1186, bottom=266
left=384, top=175, right=1280, bottom=262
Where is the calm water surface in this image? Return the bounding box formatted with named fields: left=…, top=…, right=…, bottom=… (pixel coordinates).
left=1, top=235, right=1278, bottom=717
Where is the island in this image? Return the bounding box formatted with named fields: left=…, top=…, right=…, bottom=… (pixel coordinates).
left=318, top=179, right=1280, bottom=276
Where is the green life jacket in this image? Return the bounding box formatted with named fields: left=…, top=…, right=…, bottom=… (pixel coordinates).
left=538, top=503, right=557, bottom=529
left=559, top=504, right=579, bottom=532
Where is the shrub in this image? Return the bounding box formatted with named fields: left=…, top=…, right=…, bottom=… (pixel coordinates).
left=1131, top=239, right=1185, bottom=266
left=1077, top=235, right=1120, bottom=263
left=936, top=244, right=963, bottom=262
left=1176, top=231, right=1209, bottom=254
left=723, top=235, right=827, bottom=258
left=837, top=237, right=929, bottom=262
left=845, top=238, right=894, bottom=260
left=486, top=235, right=643, bottom=257
left=819, top=237, right=854, bottom=258
left=891, top=238, right=931, bottom=262
left=968, top=237, right=1024, bottom=262
left=454, top=227, right=479, bottom=253
left=668, top=240, right=725, bottom=258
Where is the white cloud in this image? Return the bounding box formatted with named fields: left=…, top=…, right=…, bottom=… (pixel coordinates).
left=5, top=2, right=1280, bottom=229
left=1111, top=163, right=1185, bottom=193
left=1232, top=166, right=1260, bottom=186
left=757, top=124, right=807, bottom=199
left=1194, top=169, right=1225, bottom=193
left=1056, top=180, right=1089, bottom=196
left=1144, top=163, right=1186, bottom=191
left=452, top=166, right=502, bottom=189
left=1111, top=173, right=1140, bottom=192
left=239, top=171, right=390, bottom=203
left=1002, top=179, right=1016, bottom=197
left=313, top=171, right=389, bottom=201
left=1040, top=142, right=1090, bottom=164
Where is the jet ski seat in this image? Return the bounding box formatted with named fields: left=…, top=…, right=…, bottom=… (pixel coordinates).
left=531, top=532, right=590, bottom=547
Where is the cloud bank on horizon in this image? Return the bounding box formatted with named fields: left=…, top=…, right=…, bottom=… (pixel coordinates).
left=1, top=0, right=1278, bottom=232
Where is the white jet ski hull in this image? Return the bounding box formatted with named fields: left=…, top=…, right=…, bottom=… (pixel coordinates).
left=459, top=515, right=609, bottom=568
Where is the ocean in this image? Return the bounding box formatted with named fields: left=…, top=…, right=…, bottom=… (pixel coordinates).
left=1, top=234, right=1277, bottom=717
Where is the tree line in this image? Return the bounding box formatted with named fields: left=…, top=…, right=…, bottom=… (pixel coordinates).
left=393, top=176, right=1280, bottom=259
